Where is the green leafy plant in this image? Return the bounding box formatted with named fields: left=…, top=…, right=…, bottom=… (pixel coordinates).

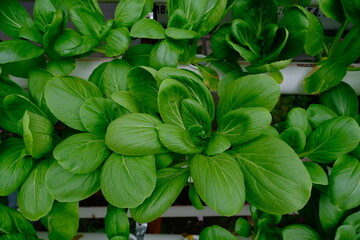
left=199, top=82, right=360, bottom=239
left=210, top=0, right=323, bottom=82
left=0, top=0, right=153, bottom=77
left=100, top=67, right=312, bottom=222
left=279, top=82, right=360, bottom=240
left=128, top=0, right=237, bottom=69
left=303, top=0, right=360, bottom=93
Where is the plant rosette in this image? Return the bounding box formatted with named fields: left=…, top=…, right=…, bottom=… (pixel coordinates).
left=197, top=82, right=360, bottom=239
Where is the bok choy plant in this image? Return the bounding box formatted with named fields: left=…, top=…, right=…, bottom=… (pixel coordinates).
left=102, top=67, right=312, bottom=222
left=210, top=0, right=323, bottom=82
left=129, top=0, right=236, bottom=69
left=198, top=82, right=360, bottom=239
left=303, top=0, right=360, bottom=93
left=0, top=0, right=153, bottom=77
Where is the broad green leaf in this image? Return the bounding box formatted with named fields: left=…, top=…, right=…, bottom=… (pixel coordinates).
left=42, top=10, right=65, bottom=59
left=0, top=203, right=37, bottom=236
left=158, top=79, right=191, bottom=128
left=196, top=0, right=228, bottom=36
left=278, top=6, right=309, bottom=59
left=218, top=107, right=272, bottom=145
left=105, top=205, right=130, bottom=239
left=54, top=133, right=111, bottom=174
left=47, top=58, right=76, bottom=76
left=286, top=107, right=312, bottom=136
left=263, top=126, right=280, bottom=137
left=18, top=160, right=54, bottom=221
left=304, top=58, right=347, bottom=94
left=2, top=94, right=46, bottom=124
left=0, top=40, right=44, bottom=64
left=0, top=106, right=21, bottom=134
left=165, top=28, right=198, bottom=40
left=175, top=0, right=208, bottom=28
left=232, top=0, right=278, bottom=31
left=226, top=34, right=258, bottom=62
left=343, top=211, right=360, bottom=231
left=0, top=138, right=34, bottom=196
left=232, top=135, right=312, bottom=214
left=301, top=117, right=360, bottom=163
left=157, top=123, right=203, bottom=154
left=53, top=28, right=82, bottom=55
left=149, top=40, right=183, bottom=70
left=0, top=0, right=34, bottom=38
left=217, top=69, right=246, bottom=98
left=189, top=183, right=204, bottom=210
left=105, top=113, right=167, bottom=155
left=80, top=98, right=126, bottom=138
left=64, top=0, right=103, bottom=19
left=122, top=44, right=153, bottom=67
left=217, top=75, right=280, bottom=121
left=43, top=202, right=79, bottom=240
left=45, top=76, right=103, bottom=131
left=302, top=8, right=324, bottom=56
left=306, top=104, right=338, bottom=129
left=329, top=155, right=360, bottom=210
left=28, top=69, right=57, bottom=124
left=319, top=82, right=359, bottom=117
left=128, top=67, right=159, bottom=113
left=130, top=19, right=165, bottom=39
left=157, top=67, right=215, bottom=120
left=181, top=98, right=212, bottom=135
left=335, top=225, right=356, bottom=240
left=101, top=153, right=156, bottom=208
left=246, top=59, right=292, bottom=76
left=130, top=168, right=189, bottom=223
left=231, top=18, right=253, bottom=46
left=211, top=24, right=238, bottom=60
left=199, top=225, right=238, bottom=240
left=111, top=91, right=142, bottom=113
left=155, top=153, right=174, bottom=169
left=55, top=35, right=98, bottom=57
left=318, top=0, right=346, bottom=23
left=235, top=218, right=251, bottom=237
left=33, top=0, right=56, bottom=33
left=23, top=111, right=53, bottom=159
left=46, top=162, right=101, bottom=202
left=114, top=0, right=146, bottom=28
left=89, top=59, right=131, bottom=97
left=1, top=56, right=44, bottom=78
left=319, top=193, right=349, bottom=235
left=105, top=28, right=131, bottom=57
left=282, top=224, right=322, bottom=240
left=190, top=153, right=245, bottom=216
left=332, top=27, right=360, bottom=66
left=303, top=161, right=328, bottom=185
left=0, top=76, right=28, bottom=102
left=69, top=6, right=104, bottom=38
left=203, top=134, right=231, bottom=156
left=18, top=26, right=43, bottom=44
left=341, top=0, right=360, bottom=25
left=280, top=127, right=306, bottom=154
left=167, top=8, right=187, bottom=28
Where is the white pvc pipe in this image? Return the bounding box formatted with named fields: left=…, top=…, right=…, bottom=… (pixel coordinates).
left=78, top=205, right=251, bottom=219
left=37, top=232, right=185, bottom=240
left=9, top=58, right=360, bottom=95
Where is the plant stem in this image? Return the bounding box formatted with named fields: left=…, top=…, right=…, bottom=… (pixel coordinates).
left=328, top=19, right=349, bottom=58
left=93, top=47, right=106, bottom=54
